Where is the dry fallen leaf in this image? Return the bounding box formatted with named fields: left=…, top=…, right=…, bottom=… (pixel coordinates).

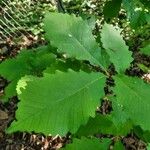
left=142, top=73, right=150, bottom=83
left=0, top=110, right=8, bottom=120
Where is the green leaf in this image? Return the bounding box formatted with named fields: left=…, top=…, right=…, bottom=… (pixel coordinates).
left=0, top=46, right=55, bottom=102
left=86, top=16, right=96, bottom=31
left=76, top=114, right=113, bottom=137
left=76, top=101, right=133, bottom=137
left=101, top=23, right=133, bottom=73
left=130, top=10, right=147, bottom=29
left=76, top=112, right=132, bottom=137
left=0, top=51, right=33, bottom=102
left=44, top=13, right=105, bottom=68
left=0, top=46, right=55, bottom=81
left=63, top=137, right=111, bottom=150
left=16, top=76, right=35, bottom=95
left=44, top=58, right=93, bottom=74
left=145, top=13, right=150, bottom=23
left=147, top=143, right=150, bottom=150
left=0, top=51, right=32, bottom=81
left=81, top=14, right=96, bottom=31
left=113, top=141, right=125, bottom=150
left=139, top=0, right=150, bottom=9
left=134, top=126, right=150, bottom=143
left=137, top=64, right=150, bottom=73
left=122, top=0, right=148, bottom=28
left=100, top=49, right=111, bottom=69
left=7, top=70, right=106, bottom=135
left=2, top=80, right=18, bottom=101
left=114, top=75, right=150, bottom=131
left=122, top=0, right=135, bottom=17
left=103, top=0, right=122, bottom=20
left=44, top=58, right=83, bottom=74
left=110, top=101, right=133, bottom=135
left=140, top=44, right=150, bottom=56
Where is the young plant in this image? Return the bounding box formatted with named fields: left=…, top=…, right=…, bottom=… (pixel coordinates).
left=103, top=0, right=150, bottom=29
left=0, top=12, right=150, bottom=149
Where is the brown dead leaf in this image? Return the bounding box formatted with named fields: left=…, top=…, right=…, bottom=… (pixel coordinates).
left=0, top=110, right=8, bottom=120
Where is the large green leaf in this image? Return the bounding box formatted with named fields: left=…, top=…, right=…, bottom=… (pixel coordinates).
left=7, top=70, right=106, bottom=135
left=103, top=0, right=122, bottom=20
left=101, top=23, right=133, bottom=73
left=114, top=75, right=150, bottom=131
left=0, top=46, right=55, bottom=102
left=63, top=137, right=111, bottom=150
left=44, top=13, right=105, bottom=68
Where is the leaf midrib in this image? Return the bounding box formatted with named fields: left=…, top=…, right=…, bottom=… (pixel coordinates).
left=54, top=75, right=105, bottom=103
left=66, top=33, right=100, bottom=66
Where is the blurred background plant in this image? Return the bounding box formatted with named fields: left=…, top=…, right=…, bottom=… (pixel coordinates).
left=0, top=0, right=149, bottom=43
left=0, top=0, right=56, bottom=43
